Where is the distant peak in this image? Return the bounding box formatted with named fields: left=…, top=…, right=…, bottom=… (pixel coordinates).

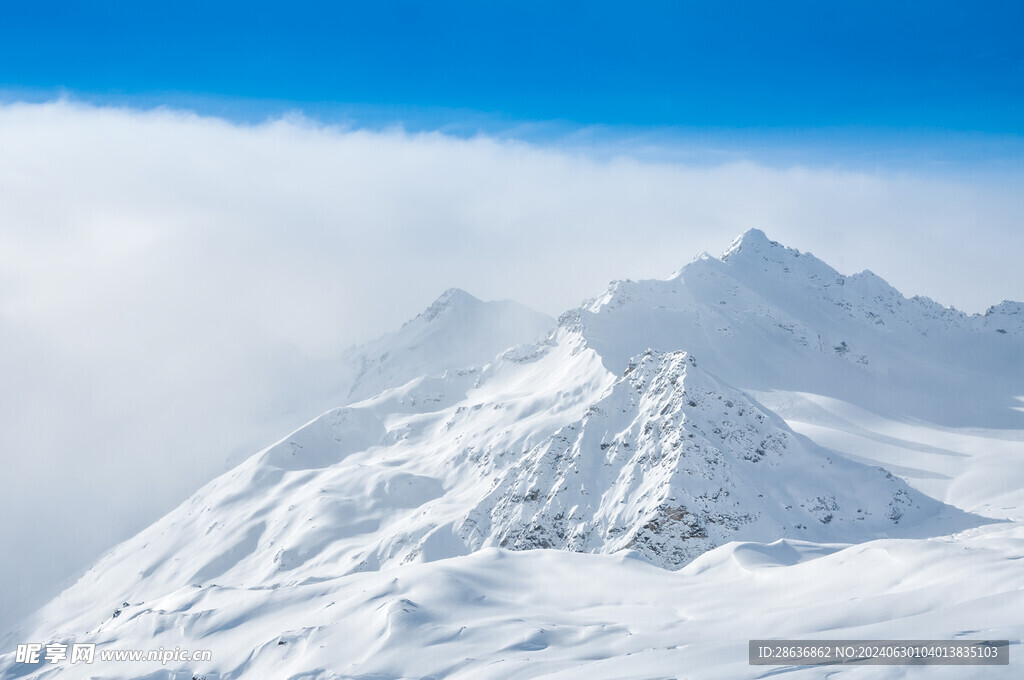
left=721, top=228, right=776, bottom=259
left=436, top=287, right=477, bottom=305
left=417, top=288, right=482, bottom=323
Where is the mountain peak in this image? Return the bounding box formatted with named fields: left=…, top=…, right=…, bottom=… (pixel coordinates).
left=416, top=287, right=481, bottom=323
left=438, top=286, right=476, bottom=303
left=462, top=347, right=971, bottom=568
left=721, top=228, right=777, bottom=259
left=716, top=228, right=842, bottom=285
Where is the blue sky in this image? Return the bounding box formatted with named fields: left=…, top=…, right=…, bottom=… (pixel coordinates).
left=2, top=1, right=1023, bottom=142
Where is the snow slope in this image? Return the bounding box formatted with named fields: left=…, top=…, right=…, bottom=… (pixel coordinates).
left=6, top=528, right=1024, bottom=680
left=752, top=390, right=1024, bottom=522
left=3, top=231, right=1021, bottom=680
left=254, top=287, right=555, bottom=447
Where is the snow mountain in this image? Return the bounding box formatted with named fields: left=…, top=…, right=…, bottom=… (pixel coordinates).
left=3, top=230, right=1021, bottom=680
left=462, top=348, right=972, bottom=568
left=234, top=287, right=554, bottom=466
left=571, top=228, right=1023, bottom=427
left=337, top=287, right=555, bottom=403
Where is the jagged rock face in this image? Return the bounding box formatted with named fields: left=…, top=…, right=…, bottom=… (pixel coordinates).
left=984, top=300, right=1024, bottom=334
left=459, top=350, right=962, bottom=568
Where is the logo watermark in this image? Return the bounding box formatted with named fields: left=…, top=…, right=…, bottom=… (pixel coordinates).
left=16, top=642, right=212, bottom=665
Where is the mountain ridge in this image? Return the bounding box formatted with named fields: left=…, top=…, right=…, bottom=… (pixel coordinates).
left=571, top=229, right=1023, bottom=427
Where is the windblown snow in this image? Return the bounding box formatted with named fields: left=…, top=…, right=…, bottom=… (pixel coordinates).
left=3, top=230, right=1022, bottom=680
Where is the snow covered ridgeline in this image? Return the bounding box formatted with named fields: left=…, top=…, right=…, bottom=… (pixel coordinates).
left=461, top=349, right=975, bottom=568
left=572, top=228, right=1024, bottom=427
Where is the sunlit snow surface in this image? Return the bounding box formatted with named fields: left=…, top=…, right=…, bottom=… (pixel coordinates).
left=3, top=230, right=1022, bottom=679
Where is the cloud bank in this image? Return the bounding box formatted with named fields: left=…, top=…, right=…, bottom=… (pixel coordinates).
left=1, top=101, right=1022, bottom=629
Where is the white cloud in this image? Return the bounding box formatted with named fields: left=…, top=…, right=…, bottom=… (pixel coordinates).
left=1, top=100, right=1022, bottom=629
